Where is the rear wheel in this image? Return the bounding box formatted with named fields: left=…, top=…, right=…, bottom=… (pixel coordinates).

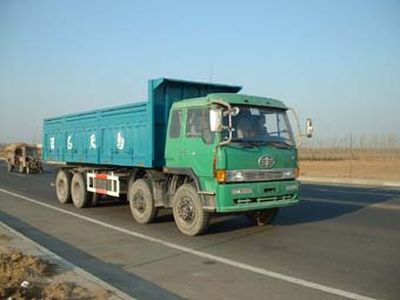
left=55, top=169, right=72, bottom=204
left=246, top=208, right=279, bottom=226
left=172, top=184, right=210, bottom=236
left=7, top=161, right=13, bottom=172
left=71, top=172, right=89, bottom=208
left=128, top=179, right=158, bottom=224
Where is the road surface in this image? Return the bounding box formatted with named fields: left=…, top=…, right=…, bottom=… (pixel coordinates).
left=0, top=162, right=399, bottom=299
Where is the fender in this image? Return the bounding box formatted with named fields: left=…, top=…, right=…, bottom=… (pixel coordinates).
left=163, top=167, right=216, bottom=212
left=163, top=167, right=202, bottom=190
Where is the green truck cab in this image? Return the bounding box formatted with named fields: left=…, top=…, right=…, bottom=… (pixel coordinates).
left=164, top=92, right=311, bottom=235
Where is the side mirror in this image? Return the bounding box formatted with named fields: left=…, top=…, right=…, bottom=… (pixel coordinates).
left=209, top=108, right=222, bottom=132
left=306, top=118, right=313, bottom=138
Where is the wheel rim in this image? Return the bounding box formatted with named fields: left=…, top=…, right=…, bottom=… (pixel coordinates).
left=177, top=197, right=195, bottom=224
left=132, top=190, right=146, bottom=213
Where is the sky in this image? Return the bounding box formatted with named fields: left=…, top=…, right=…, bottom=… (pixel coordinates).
left=0, top=0, right=399, bottom=145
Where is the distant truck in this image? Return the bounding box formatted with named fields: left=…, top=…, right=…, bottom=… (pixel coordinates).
left=43, top=78, right=313, bottom=235
left=6, top=143, right=43, bottom=174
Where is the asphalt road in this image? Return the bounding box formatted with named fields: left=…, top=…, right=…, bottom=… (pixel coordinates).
left=0, top=161, right=399, bottom=300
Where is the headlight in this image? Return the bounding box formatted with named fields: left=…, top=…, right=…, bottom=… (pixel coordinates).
left=226, top=170, right=245, bottom=182
left=282, top=169, right=295, bottom=179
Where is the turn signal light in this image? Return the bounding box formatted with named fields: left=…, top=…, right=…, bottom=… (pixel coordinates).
left=215, top=169, right=226, bottom=183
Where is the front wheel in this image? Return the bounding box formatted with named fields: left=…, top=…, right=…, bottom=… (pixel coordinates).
left=128, top=179, right=158, bottom=224
left=246, top=208, right=279, bottom=226
left=172, top=184, right=210, bottom=236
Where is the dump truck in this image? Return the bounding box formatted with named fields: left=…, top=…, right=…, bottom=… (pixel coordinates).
left=42, top=78, right=313, bottom=236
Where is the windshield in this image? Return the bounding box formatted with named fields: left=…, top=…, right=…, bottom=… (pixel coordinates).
left=25, top=147, right=38, bottom=157
left=222, top=105, right=295, bottom=147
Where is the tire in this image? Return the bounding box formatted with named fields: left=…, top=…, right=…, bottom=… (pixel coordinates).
left=246, top=208, right=279, bottom=226
left=172, top=184, right=210, bottom=236
left=55, top=169, right=72, bottom=204
left=71, top=172, right=89, bottom=209
left=128, top=179, right=158, bottom=224
left=7, top=161, right=13, bottom=172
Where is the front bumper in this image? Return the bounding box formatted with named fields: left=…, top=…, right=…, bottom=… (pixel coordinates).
left=216, top=179, right=299, bottom=213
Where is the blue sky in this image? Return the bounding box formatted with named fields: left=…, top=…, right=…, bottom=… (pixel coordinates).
left=0, top=0, right=399, bottom=144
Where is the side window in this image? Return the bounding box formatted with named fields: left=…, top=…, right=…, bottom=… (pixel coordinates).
left=186, top=108, right=202, bottom=137
left=169, top=110, right=182, bottom=138
left=186, top=108, right=214, bottom=144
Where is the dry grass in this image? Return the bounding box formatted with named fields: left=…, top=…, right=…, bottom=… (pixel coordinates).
left=299, top=148, right=400, bottom=181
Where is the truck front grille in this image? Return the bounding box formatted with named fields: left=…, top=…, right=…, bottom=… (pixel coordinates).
left=241, top=168, right=295, bottom=182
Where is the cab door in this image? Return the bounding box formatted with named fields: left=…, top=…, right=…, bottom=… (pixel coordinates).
left=165, top=109, right=183, bottom=167
left=180, top=107, right=215, bottom=178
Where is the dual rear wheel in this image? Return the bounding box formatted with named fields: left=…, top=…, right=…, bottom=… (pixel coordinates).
left=55, top=170, right=92, bottom=208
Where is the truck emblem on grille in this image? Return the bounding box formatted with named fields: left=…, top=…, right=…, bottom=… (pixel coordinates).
left=258, top=155, right=275, bottom=168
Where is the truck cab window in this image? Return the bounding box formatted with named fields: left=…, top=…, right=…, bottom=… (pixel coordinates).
left=169, top=110, right=182, bottom=138
left=186, top=108, right=214, bottom=144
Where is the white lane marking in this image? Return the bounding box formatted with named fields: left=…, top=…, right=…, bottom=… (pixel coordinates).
left=0, top=188, right=376, bottom=300
left=0, top=221, right=134, bottom=300
left=302, top=197, right=400, bottom=211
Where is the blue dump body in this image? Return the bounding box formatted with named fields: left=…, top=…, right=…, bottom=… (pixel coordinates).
left=43, top=78, right=241, bottom=168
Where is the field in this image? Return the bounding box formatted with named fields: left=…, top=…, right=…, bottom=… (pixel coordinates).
left=299, top=148, right=400, bottom=182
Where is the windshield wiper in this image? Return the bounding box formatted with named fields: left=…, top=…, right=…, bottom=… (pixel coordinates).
left=230, top=139, right=293, bottom=149
left=231, top=139, right=261, bottom=148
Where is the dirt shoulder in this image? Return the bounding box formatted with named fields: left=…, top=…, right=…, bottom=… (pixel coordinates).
left=0, top=223, right=124, bottom=300
left=299, top=149, right=400, bottom=182
left=299, top=159, right=400, bottom=182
